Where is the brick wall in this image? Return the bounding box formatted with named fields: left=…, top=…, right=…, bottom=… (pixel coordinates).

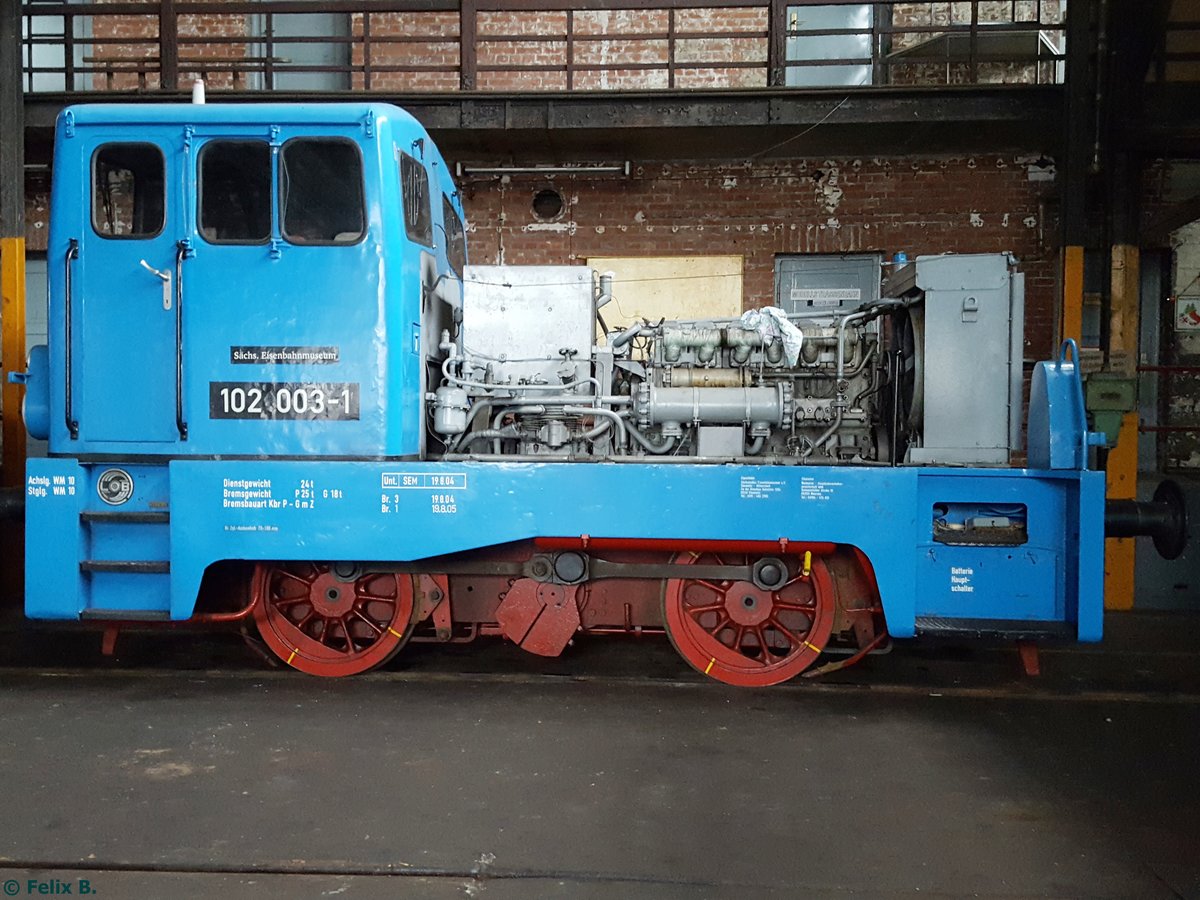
left=470, top=7, right=767, bottom=91
left=30, top=3, right=1067, bottom=360
left=888, top=1, right=1067, bottom=86
left=88, top=0, right=251, bottom=91
left=1142, top=160, right=1200, bottom=470
left=63, top=2, right=1075, bottom=92
left=350, top=11, right=460, bottom=92
left=87, top=1, right=161, bottom=91
left=25, top=188, right=50, bottom=254
left=892, top=1, right=1066, bottom=33
left=458, top=154, right=1061, bottom=359
left=176, top=8, right=252, bottom=90
left=23, top=152, right=1059, bottom=355
left=80, top=4, right=774, bottom=93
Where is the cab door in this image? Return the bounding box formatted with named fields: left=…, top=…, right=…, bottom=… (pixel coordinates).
left=78, top=138, right=181, bottom=444
left=184, top=130, right=382, bottom=456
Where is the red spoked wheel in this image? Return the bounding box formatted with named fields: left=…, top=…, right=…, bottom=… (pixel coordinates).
left=663, top=552, right=835, bottom=687
left=252, top=562, right=416, bottom=677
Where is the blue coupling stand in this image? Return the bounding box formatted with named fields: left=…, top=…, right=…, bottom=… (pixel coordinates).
left=1027, top=339, right=1107, bottom=471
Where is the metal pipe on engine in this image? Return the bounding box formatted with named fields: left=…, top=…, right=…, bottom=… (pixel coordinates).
left=636, top=383, right=792, bottom=432
left=836, top=311, right=873, bottom=392
left=666, top=368, right=751, bottom=388
left=460, top=425, right=522, bottom=448
left=563, top=406, right=629, bottom=451
left=803, top=410, right=844, bottom=460
left=610, top=323, right=643, bottom=349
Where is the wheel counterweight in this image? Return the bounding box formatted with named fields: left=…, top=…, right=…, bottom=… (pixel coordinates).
left=663, top=552, right=835, bottom=686
left=252, top=562, right=416, bottom=676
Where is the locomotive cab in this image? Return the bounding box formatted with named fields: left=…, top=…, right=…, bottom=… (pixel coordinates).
left=31, top=102, right=462, bottom=460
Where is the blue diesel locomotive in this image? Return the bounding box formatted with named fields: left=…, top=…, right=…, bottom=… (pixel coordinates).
left=14, top=101, right=1172, bottom=685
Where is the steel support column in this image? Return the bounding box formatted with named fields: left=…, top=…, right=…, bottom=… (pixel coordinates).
left=1099, top=0, right=1168, bottom=609
left=160, top=0, right=179, bottom=91
left=1059, top=0, right=1093, bottom=347
left=1, top=0, right=27, bottom=610
left=1, top=0, right=27, bottom=489
left=460, top=0, right=477, bottom=90
left=1104, top=151, right=1143, bottom=611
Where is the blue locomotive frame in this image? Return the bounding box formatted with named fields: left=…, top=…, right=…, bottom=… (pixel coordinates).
left=17, top=101, right=1110, bottom=682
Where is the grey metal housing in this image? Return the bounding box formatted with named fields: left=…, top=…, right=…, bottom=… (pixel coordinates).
left=884, top=253, right=1025, bottom=466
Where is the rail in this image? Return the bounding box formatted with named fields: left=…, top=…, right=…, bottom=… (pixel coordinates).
left=20, top=0, right=1067, bottom=94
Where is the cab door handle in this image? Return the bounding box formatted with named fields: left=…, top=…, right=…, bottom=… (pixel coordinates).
left=64, top=239, right=80, bottom=439
left=139, top=259, right=172, bottom=310
left=173, top=242, right=188, bottom=441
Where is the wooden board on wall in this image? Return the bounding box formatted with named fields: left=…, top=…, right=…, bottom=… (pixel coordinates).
left=587, top=256, right=744, bottom=338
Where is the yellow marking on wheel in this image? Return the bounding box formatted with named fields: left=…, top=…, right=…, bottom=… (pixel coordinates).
left=802, top=551, right=812, bottom=578
left=704, top=658, right=716, bottom=675
left=804, top=641, right=821, bottom=654
left=287, top=649, right=298, bottom=665
left=388, top=626, right=405, bottom=639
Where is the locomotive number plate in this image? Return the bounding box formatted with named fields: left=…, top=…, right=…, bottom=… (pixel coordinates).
left=209, top=382, right=360, bottom=420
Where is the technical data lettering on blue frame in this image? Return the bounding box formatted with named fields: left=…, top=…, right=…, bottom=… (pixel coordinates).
left=382, top=473, right=468, bottom=490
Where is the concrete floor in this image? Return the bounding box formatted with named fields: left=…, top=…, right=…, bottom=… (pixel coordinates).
left=1, top=618, right=1199, bottom=899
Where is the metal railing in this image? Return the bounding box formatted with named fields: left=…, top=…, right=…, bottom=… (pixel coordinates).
left=20, top=0, right=1067, bottom=94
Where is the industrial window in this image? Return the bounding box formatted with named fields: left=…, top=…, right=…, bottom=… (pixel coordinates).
left=280, top=138, right=366, bottom=245
left=443, top=194, right=466, bottom=275
left=785, top=5, right=873, bottom=87
left=91, top=143, right=164, bottom=239
left=400, top=152, right=432, bottom=247
left=198, top=140, right=271, bottom=244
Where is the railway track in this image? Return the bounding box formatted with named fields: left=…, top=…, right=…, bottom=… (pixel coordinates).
left=2, top=624, right=1198, bottom=703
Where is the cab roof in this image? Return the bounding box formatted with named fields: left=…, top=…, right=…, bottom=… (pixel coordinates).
left=60, top=101, right=421, bottom=131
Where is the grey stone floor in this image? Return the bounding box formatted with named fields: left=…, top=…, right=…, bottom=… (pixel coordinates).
left=0, top=648, right=1198, bottom=898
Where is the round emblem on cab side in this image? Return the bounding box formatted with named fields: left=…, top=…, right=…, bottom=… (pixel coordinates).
left=97, top=468, right=134, bottom=506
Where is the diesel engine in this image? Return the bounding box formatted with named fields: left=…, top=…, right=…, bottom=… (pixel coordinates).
left=429, top=255, right=1024, bottom=466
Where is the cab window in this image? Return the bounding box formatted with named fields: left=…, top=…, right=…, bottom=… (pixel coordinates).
left=280, top=138, right=366, bottom=244
left=92, top=143, right=165, bottom=239
left=199, top=140, right=271, bottom=244
left=443, top=194, right=466, bottom=275
left=400, top=152, right=432, bottom=247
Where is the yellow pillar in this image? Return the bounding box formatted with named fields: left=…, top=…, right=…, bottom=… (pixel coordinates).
left=1061, top=245, right=1084, bottom=345
left=1104, top=412, right=1139, bottom=610
left=1104, top=244, right=1140, bottom=610
left=0, top=236, right=26, bottom=488
left=1108, top=244, right=1140, bottom=377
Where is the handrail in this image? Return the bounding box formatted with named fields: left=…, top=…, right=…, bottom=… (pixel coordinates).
left=19, top=0, right=1067, bottom=93
left=64, top=238, right=79, bottom=440
left=174, top=240, right=188, bottom=441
